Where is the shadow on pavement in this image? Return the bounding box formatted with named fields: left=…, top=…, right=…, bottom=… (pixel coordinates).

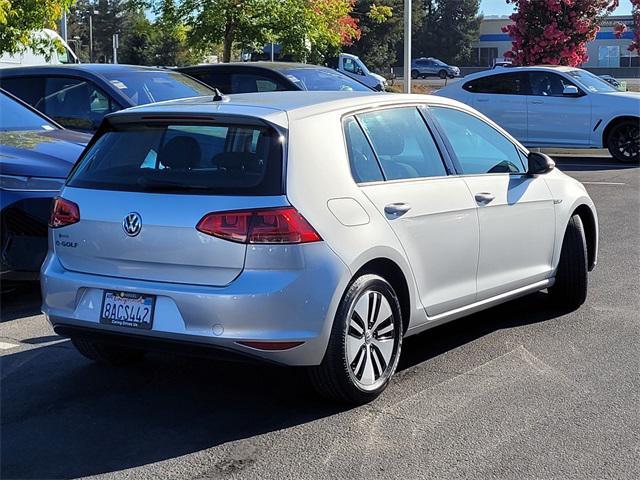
left=1, top=292, right=571, bottom=479
left=553, top=156, right=638, bottom=172
left=0, top=283, right=42, bottom=322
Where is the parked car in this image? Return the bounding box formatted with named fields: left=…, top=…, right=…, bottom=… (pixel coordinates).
left=0, top=89, right=90, bottom=285
left=0, top=29, right=79, bottom=67
left=42, top=91, right=598, bottom=403
left=0, top=64, right=216, bottom=133
left=327, top=53, right=387, bottom=91
left=177, top=62, right=374, bottom=94
left=411, top=57, right=460, bottom=79
left=435, top=66, right=640, bottom=162
left=599, top=74, right=625, bottom=91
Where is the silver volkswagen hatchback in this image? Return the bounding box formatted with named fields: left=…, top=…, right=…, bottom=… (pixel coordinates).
left=42, top=92, right=598, bottom=404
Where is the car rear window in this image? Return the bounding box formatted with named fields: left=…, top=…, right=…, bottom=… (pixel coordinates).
left=101, top=71, right=215, bottom=105
left=67, top=123, right=283, bottom=195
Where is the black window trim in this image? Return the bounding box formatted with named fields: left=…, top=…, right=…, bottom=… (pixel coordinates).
left=427, top=104, right=529, bottom=177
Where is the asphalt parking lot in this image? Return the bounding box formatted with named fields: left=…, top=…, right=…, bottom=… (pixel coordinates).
left=1, top=157, right=638, bottom=480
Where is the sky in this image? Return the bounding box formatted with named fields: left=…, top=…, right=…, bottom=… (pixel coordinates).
left=479, top=0, right=632, bottom=17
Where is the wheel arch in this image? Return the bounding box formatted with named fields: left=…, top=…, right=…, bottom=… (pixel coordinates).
left=353, top=258, right=412, bottom=334
left=602, top=115, right=639, bottom=147
left=572, top=204, right=597, bottom=271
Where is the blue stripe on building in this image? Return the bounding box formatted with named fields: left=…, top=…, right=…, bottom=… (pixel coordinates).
left=479, top=31, right=634, bottom=42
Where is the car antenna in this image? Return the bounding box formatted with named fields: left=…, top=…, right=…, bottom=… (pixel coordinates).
left=212, top=88, right=227, bottom=102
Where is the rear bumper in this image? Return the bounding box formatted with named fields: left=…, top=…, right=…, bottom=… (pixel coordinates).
left=41, top=242, right=351, bottom=366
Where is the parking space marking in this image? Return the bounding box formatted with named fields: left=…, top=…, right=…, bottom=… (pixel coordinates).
left=0, top=341, right=19, bottom=350
left=581, top=181, right=627, bottom=185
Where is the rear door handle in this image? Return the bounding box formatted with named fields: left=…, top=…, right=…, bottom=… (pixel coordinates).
left=474, top=192, right=495, bottom=205
left=384, top=202, right=411, bottom=217
left=476, top=98, right=489, bottom=102
left=531, top=99, right=544, bottom=104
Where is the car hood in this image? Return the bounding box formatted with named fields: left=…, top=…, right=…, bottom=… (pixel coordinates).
left=598, top=90, right=640, bottom=100
left=0, top=129, right=91, bottom=178
left=370, top=72, right=386, bottom=84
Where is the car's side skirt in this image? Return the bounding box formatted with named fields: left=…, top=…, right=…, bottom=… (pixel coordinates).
left=406, top=278, right=555, bottom=337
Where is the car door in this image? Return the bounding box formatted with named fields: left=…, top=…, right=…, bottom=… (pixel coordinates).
left=526, top=71, right=592, bottom=147
left=344, top=106, right=479, bottom=316
left=430, top=106, right=556, bottom=300
left=461, top=72, right=529, bottom=142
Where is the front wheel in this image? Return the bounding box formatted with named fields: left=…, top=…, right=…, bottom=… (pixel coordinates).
left=548, top=214, right=588, bottom=309
left=411, top=69, right=419, bottom=80
left=607, top=119, right=639, bottom=163
left=309, top=274, right=403, bottom=404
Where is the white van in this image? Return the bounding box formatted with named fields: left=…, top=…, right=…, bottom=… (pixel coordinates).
left=0, top=29, right=79, bottom=67
left=330, top=53, right=387, bottom=91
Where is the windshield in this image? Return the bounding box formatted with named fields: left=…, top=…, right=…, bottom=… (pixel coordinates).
left=567, top=69, right=618, bottom=93
left=101, top=70, right=215, bottom=105
left=67, top=123, right=283, bottom=195
left=283, top=68, right=371, bottom=92
left=0, top=92, right=57, bottom=131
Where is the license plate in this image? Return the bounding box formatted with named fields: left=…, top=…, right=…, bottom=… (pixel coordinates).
left=100, top=291, right=155, bottom=330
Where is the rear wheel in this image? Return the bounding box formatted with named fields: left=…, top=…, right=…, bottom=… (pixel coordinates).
left=309, top=274, right=403, bottom=404
left=71, top=337, right=146, bottom=365
left=548, top=214, right=588, bottom=309
left=606, top=119, right=639, bottom=163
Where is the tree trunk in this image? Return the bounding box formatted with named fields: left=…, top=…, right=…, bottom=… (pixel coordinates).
left=223, top=22, right=235, bottom=63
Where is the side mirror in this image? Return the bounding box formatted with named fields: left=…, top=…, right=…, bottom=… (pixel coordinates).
left=563, top=85, right=580, bottom=96
left=374, top=83, right=384, bottom=92
left=527, top=152, right=555, bottom=175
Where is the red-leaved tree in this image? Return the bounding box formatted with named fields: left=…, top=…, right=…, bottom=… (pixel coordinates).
left=503, top=0, right=620, bottom=66
left=614, top=0, right=639, bottom=53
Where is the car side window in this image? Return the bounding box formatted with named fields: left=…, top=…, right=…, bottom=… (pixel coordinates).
left=356, top=107, right=447, bottom=180
left=344, top=117, right=384, bottom=183
left=230, top=74, right=287, bottom=93
left=430, top=107, right=526, bottom=174
left=43, top=77, right=117, bottom=131
left=185, top=71, right=231, bottom=93
left=529, top=72, right=577, bottom=97
left=463, top=73, right=529, bottom=95
left=0, top=77, right=45, bottom=108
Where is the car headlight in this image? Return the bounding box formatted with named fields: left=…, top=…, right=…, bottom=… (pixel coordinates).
left=0, top=174, right=65, bottom=192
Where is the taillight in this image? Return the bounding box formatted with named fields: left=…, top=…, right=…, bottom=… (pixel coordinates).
left=196, top=207, right=321, bottom=244
left=49, top=197, right=80, bottom=228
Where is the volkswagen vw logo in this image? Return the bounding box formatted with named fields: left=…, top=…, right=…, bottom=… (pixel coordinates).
left=123, top=212, right=142, bottom=237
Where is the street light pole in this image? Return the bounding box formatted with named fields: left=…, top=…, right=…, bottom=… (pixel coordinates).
left=89, top=14, right=93, bottom=62
left=404, top=0, right=411, bottom=93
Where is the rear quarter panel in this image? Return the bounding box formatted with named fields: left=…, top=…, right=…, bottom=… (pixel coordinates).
left=284, top=110, right=427, bottom=330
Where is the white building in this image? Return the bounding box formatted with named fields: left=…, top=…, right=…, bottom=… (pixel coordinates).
left=472, top=15, right=636, bottom=68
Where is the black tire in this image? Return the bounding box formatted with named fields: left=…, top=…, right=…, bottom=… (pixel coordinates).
left=606, top=119, right=639, bottom=163
left=71, top=337, right=146, bottom=365
left=411, top=69, right=419, bottom=80
left=438, top=69, right=447, bottom=79
left=308, top=274, right=403, bottom=404
left=548, top=214, right=588, bottom=309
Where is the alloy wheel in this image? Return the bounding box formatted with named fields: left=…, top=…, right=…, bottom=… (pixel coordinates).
left=611, top=123, right=639, bottom=161
left=345, top=289, right=398, bottom=391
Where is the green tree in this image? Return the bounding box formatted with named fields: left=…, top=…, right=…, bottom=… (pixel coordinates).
left=414, top=0, right=481, bottom=65
left=349, top=0, right=424, bottom=73
left=0, top=0, right=75, bottom=57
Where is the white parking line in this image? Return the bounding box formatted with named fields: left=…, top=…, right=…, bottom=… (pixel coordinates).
left=581, top=181, right=627, bottom=185
left=0, top=341, right=19, bottom=350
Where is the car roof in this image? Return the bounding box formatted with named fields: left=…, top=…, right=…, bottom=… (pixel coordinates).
left=0, top=64, right=174, bottom=76
left=114, top=91, right=465, bottom=125
left=179, top=62, right=332, bottom=72
left=461, top=65, right=578, bottom=82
